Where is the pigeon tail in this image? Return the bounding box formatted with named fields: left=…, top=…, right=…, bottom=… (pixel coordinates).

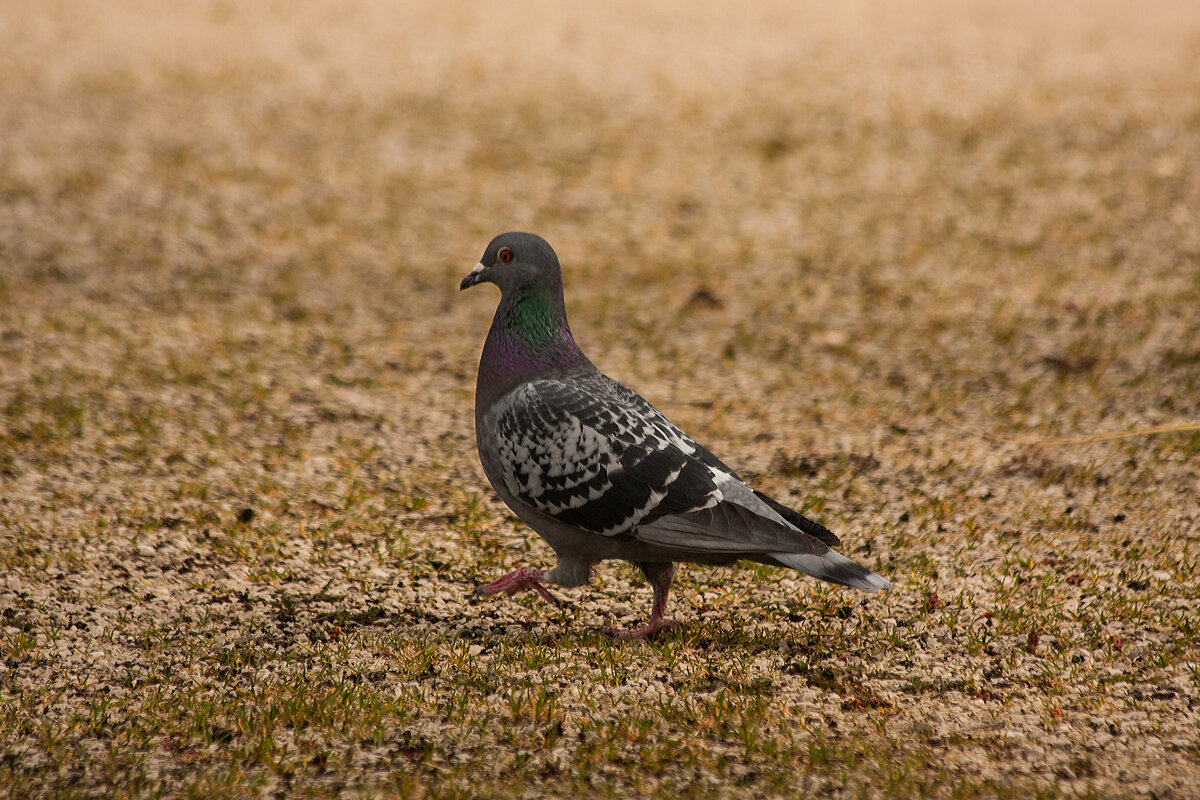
left=768, top=550, right=892, bottom=592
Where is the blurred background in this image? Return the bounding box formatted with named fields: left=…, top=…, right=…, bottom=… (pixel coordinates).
left=4, top=0, right=1198, bottom=495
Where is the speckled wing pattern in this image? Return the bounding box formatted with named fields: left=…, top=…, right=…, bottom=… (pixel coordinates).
left=488, top=371, right=840, bottom=555
left=491, top=373, right=726, bottom=536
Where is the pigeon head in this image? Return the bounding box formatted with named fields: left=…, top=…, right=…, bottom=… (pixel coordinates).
left=462, top=233, right=589, bottom=402
left=459, top=232, right=563, bottom=295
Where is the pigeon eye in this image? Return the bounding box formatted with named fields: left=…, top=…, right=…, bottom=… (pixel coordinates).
left=498, top=247, right=514, bottom=264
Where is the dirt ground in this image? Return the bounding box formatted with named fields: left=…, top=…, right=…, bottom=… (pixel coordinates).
left=2, top=1, right=1199, bottom=798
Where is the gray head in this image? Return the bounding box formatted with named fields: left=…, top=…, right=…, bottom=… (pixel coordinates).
left=460, top=233, right=588, bottom=399
left=459, top=232, right=564, bottom=297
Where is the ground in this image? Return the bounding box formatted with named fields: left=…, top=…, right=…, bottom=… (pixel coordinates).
left=1, top=1, right=1199, bottom=798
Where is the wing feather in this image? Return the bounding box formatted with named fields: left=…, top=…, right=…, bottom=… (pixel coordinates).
left=490, top=374, right=721, bottom=535
left=635, top=502, right=833, bottom=555
left=487, top=372, right=847, bottom=562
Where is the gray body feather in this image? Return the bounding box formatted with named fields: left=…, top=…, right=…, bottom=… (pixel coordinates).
left=476, top=366, right=891, bottom=592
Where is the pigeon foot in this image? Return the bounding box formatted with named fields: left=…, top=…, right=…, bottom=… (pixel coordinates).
left=475, top=568, right=562, bottom=606
left=604, top=617, right=682, bottom=640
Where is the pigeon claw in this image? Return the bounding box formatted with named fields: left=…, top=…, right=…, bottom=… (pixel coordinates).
left=604, top=617, right=683, bottom=640
left=474, top=568, right=562, bottom=606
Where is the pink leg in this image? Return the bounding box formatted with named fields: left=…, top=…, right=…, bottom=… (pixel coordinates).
left=605, top=562, right=682, bottom=640
left=475, top=567, right=561, bottom=606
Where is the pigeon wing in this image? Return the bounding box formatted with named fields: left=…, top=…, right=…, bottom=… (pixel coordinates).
left=489, top=373, right=842, bottom=557
left=489, top=374, right=725, bottom=536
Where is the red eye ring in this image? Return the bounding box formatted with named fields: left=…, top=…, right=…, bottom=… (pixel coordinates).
left=498, top=247, right=514, bottom=264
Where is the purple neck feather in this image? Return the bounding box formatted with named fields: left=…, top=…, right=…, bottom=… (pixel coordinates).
left=477, top=283, right=589, bottom=407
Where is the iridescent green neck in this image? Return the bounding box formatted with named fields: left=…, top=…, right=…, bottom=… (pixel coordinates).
left=501, top=283, right=566, bottom=342
left=478, top=283, right=588, bottom=405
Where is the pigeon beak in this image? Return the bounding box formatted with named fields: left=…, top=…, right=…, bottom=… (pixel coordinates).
left=459, top=262, right=487, bottom=291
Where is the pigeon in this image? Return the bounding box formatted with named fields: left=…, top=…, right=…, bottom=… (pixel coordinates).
left=460, top=232, right=890, bottom=638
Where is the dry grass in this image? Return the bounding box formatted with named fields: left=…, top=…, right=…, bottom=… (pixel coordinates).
left=2, top=1, right=1199, bottom=798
